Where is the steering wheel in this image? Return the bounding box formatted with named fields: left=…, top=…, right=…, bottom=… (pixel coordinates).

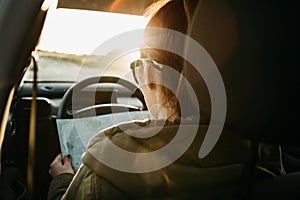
left=57, top=76, right=146, bottom=119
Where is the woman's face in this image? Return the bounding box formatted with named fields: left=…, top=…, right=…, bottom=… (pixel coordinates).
left=133, top=60, right=166, bottom=119
left=132, top=58, right=180, bottom=121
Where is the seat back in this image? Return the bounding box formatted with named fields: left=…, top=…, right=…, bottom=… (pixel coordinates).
left=186, top=0, right=298, bottom=145
left=185, top=0, right=299, bottom=198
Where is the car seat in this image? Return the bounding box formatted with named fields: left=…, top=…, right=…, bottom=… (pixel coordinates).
left=186, top=0, right=299, bottom=199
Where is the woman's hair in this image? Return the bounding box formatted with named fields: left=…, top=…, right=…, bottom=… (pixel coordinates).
left=142, top=0, right=198, bottom=70
left=142, top=0, right=187, bottom=71
left=141, top=0, right=198, bottom=118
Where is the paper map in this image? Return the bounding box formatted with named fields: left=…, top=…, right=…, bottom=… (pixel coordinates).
left=56, top=111, right=151, bottom=170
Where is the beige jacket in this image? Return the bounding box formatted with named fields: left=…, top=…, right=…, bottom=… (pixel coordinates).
left=48, top=118, right=283, bottom=200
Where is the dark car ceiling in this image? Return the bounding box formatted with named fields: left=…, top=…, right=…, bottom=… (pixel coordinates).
left=58, top=0, right=153, bottom=15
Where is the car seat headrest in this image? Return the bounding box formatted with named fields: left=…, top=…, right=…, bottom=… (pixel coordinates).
left=185, top=0, right=298, bottom=145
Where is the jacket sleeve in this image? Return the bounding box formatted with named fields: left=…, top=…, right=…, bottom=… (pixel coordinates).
left=47, top=173, right=74, bottom=200
left=60, top=165, right=127, bottom=200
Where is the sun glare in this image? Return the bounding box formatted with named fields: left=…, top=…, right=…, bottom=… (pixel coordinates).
left=37, top=8, right=149, bottom=55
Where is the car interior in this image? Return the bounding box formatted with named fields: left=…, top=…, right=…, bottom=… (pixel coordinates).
left=0, top=0, right=299, bottom=199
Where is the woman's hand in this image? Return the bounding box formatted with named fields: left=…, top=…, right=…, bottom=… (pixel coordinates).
left=49, top=154, right=74, bottom=177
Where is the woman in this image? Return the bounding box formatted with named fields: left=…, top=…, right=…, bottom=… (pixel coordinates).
left=48, top=0, right=284, bottom=199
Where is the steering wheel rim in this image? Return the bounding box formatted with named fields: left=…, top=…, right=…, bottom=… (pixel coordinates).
left=57, top=76, right=146, bottom=119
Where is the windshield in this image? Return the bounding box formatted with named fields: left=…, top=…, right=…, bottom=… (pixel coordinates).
left=24, top=8, right=149, bottom=82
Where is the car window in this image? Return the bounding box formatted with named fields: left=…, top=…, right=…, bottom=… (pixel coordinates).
left=24, top=8, right=149, bottom=82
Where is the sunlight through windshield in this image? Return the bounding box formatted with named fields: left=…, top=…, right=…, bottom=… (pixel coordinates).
left=37, top=8, right=149, bottom=55
left=25, top=8, right=149, bottom=82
